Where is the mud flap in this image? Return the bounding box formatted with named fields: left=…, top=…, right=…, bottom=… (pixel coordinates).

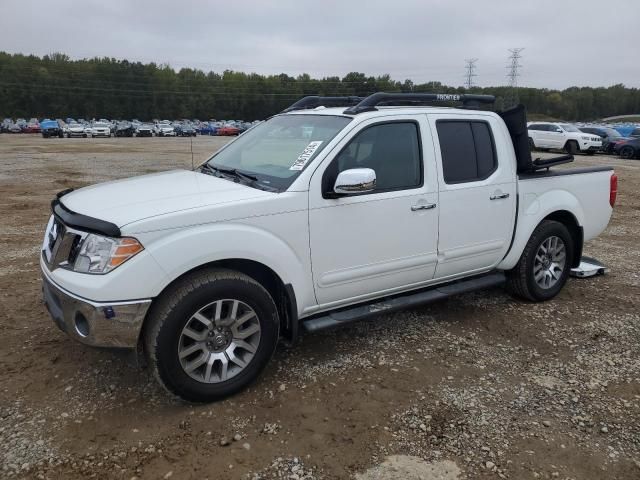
left=570, top=256, right=608, bottom=278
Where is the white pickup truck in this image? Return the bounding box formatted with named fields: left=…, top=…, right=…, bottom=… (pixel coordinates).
left=41, top=93, right=617, bottom=402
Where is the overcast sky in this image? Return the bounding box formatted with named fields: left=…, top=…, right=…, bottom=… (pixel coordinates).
left=1, top=0, right=638, bottom=89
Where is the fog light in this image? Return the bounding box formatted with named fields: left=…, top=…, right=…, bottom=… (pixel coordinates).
left=74, top=312, right=90, bottom=337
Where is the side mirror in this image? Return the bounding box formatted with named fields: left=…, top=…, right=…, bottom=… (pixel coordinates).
left=333, top=168, right=376, bottom=195
left=555, top=128, right=562, bottom=133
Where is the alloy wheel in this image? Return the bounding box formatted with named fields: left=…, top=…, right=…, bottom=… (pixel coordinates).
left=533, top=236, right=567, bottom=289
left=178, top=299, right=261, bottom=383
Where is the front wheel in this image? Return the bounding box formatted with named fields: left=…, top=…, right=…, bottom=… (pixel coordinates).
left=144, top=269, right=280, bottom=402
left=564, top=140, right=578, bottom=155
left=506, top=220, right=574, bottom=302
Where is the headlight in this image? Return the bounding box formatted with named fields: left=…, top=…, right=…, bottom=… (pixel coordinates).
left=73, top=234, right=143, bottom=274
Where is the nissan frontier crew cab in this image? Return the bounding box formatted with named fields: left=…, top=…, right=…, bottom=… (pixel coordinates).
left=41, top=93, right=617, bottom=402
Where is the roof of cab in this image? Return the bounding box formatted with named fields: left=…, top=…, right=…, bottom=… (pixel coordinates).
left=284, top=105, right=497, bottom=118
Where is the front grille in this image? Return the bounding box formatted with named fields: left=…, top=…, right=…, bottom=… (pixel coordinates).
left=43, top=220, right=85, bottom=270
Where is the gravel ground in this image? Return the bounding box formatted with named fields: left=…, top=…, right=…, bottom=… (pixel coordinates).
left=0, top=134, right=638, bottom=479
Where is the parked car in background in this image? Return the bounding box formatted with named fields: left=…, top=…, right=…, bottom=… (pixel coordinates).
left=64, top=122, right=89, bottom=138
left=579, top=126, right=632, bottom=154
left=154, top=123, right=176, bottom=137
left=1, top=118, right=12, bottom=133
left=175, top=123, right=197, bottom=137
left=217, top=124, right=240, bottom=136
left=197, top=122, right=217, bottom=135
left=8, top=122, right=22, bottom=133
left=23, top=120, right=41, bottom=133
left=614, top=137, right=640, bottom=159
left=613, top=126, right=640, bottom=138
left=89, top=122, right=112, bottom=138
left=528, top=122, right=601, bottom=155
left=136, top=124, right=154, bottom=137
left=41, top=119, right=64, bottom=138
left=115, top=121, right=135, bottom=137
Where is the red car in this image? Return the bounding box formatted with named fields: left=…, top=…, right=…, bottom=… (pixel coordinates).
left=217, top=124, right=240, bottom=136
left=23, top=122, right=41, bottom=133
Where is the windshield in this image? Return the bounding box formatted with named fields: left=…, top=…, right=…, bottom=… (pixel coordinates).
left=94, top=122, right=109, bottom=127
left=559, top=124, right=581, bottom=132
left=204, top=114, right=351, bottom=191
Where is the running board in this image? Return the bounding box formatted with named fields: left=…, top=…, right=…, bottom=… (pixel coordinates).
left=302, top=272, right=506, bottom=332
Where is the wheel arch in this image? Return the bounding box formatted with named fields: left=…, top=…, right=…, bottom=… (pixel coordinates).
left=499, top=196, right=584, bottom=271
left=542, top=210, right=583, bottom=267
left=140, top=258, right=299, bottom=352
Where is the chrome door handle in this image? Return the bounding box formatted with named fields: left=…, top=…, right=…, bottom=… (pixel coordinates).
left=411, top=203, right=437, bottom=211
left=490, top=193, right=510, bottom=200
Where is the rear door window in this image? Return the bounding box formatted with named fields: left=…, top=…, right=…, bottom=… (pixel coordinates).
left=436, top=120, right=497, bottom=184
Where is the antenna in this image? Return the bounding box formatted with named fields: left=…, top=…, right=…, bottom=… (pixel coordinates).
left=190, top=134, right=194, bottom=170
left=506, top=48, right=524, bottom=107
left=464, top=58, right=478, bottom=90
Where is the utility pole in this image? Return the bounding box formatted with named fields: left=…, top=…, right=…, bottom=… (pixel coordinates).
left=464, top=58, right=478, bottom=90
left=505, top=48, right=524, bottom=107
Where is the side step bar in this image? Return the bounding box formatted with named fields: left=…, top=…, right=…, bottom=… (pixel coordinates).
left=302, top=272, right=506, bottom=333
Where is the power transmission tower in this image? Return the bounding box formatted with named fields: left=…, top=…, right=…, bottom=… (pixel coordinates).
left=464, top=58, right=478, bottom=90
left=505, top=48, right=524, bottom=107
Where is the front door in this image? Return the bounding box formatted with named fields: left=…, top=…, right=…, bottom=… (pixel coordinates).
left=308, top=116, right=439, bottom=307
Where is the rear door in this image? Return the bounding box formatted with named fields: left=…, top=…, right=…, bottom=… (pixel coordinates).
left=428, top=113, right=517, bottom=279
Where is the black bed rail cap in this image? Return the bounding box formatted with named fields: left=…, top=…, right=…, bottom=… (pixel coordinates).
left=282, top=96, right=365, bottom=113
left=343, top=92, right=496, bottom=114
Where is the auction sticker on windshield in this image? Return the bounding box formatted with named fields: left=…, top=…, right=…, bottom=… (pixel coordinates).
left=290, top=141, right=323, bottom=170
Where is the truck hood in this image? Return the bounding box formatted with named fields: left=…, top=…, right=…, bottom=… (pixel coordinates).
left=60, top=169, right=271, bottom=228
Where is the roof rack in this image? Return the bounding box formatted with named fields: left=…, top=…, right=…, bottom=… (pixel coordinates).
left=282, top=96, right=364, bottom=113
left=342, top=92, right=496, bottom=114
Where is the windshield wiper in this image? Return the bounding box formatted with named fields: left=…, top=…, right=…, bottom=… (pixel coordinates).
left=199, top=163, right=279, bottom=191
left=201, top=163, right=258, bottom=182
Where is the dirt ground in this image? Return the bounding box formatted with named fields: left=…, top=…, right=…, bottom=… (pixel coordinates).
left=0, top=134, right=639, bottom=480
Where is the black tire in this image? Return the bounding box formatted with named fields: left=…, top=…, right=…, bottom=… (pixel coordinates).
left=83, top=133, right=87, bottom=138
left=144, top=268, right=280, bottom=402
left=564, top=140, right=578, bottom=155
left=585, top=150, right=595, bottom=156
left=528, top=137, right=535, bottom=151
left=620, top=146, right=635, bottom=159
left=506, top=220, right=574, bottom=302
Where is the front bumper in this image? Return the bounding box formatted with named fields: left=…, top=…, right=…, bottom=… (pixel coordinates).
left=41, top=267, right=151, bottom=348
left=581, top=141, right=602, bottom=152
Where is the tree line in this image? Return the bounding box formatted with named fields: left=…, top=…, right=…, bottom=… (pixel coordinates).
left=1, top=51, right=639, bottom=121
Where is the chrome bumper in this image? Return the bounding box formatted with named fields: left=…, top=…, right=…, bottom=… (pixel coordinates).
left=41, top=270, right=151, bottom=348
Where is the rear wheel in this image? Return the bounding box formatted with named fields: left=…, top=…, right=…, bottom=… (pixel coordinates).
left=144, top=268, right=280, bottom=402
left=528, top=137, right=535, bottom=151
left=506, top=220, right=574, bottom=302
left=620, top=146, right=636, bottom=159
left=564, top=140, right=579, bottom=155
